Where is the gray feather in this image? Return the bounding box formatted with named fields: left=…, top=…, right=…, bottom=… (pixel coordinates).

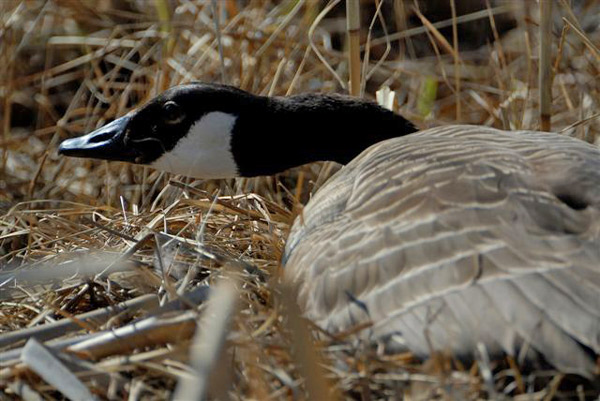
left=284, top=125, right=600, bottom=377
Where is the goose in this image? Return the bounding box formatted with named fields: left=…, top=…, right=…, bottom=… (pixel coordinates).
left=58, top=82, right=600, bottom=377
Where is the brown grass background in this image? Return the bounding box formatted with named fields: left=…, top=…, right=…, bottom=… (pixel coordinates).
left=0, top=0, right=599, bottom=399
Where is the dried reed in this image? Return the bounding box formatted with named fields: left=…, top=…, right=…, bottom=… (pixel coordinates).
left=0, top=1, right=599, bottom=399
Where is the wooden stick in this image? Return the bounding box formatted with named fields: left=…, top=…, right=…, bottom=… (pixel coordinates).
left=450, top=0, right=461, bottom=120
left=279, top=282, right=337, bottom=400
left=67, top=311, right=198, bottom=360
left=346, top=0, right=361, bottom=96
left=539, top=0, right=553, bottom=131
left=0, top=294, right=158, bottom=349
left=173, top=278, right=238, bottom=401
left=22, top=339, right=97, bottom=401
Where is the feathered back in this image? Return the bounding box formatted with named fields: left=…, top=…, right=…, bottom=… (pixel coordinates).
left=284, top=125, right=600, bottom=377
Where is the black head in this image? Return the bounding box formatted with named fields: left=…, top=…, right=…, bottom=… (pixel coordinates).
left=59, top=83, right=416, bottom=178
left=58, top=83, right=261, bottom=176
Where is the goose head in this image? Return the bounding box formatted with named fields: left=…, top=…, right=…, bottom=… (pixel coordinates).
left=59, top=83, right=416, bottom=178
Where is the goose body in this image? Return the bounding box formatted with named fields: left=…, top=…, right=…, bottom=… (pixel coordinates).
left=59, top=83, right=600, bottom=377
left=285, top=125, right=600, bottom=377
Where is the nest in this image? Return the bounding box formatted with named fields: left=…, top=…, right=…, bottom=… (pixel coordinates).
left=0, top=1, right=599, bottom=399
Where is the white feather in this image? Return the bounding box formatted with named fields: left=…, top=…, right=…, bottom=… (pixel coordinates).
left=151, top=111, right=238, bottom=179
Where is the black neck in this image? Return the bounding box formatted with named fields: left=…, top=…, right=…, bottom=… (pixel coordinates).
left=230, top=93, right=417, bottom=177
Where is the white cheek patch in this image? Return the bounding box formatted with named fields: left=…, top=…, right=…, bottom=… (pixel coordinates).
left=151, top=111, right=239, bottom=179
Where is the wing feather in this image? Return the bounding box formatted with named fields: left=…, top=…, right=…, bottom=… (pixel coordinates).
left=284, top=125, right=600, bottom=376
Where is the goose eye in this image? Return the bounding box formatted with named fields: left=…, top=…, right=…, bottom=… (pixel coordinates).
left=163, top=101, right=184, bottom=124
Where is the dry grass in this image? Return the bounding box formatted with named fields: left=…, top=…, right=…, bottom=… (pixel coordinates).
left=0, top=0, right=599, bottom=399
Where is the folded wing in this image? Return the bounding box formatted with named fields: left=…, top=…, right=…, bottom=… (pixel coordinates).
left=284, top=125, right=600, bottom=377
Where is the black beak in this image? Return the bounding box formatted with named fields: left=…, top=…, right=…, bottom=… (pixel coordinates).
left=58, top=116, right=137, bottom=162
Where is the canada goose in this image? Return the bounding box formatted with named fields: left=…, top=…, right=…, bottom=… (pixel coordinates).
left=59, top=83, right=600, bottom=377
